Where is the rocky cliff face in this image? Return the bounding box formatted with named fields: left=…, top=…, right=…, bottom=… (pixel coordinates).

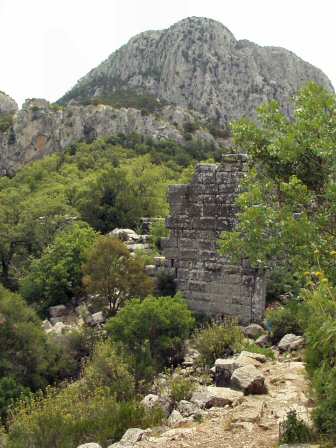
left=0, top=98, right=216, bottom=175
left=60, top=17, right=333, bottom=124
left=0, top=91, right=18, bottom=115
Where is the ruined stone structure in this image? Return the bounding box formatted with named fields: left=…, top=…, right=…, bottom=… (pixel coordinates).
left=162, top=154, right=266, bottom=324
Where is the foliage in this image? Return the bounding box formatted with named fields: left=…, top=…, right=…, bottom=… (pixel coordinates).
left=0, top=114, right=14, bottom=132
left=155, top=271, right=177, bottom=297
left=6, top=382, right=163, bottom=448
left=0, top=286, right=50, bottom=390
left=193, top=319, right=244, bottom=367
left=0, top=378, right=29, bottom=422
left=82, top=236, right=154, bottom=314
left=265, top=301, right=304, bottom=343
left=166, top=370, right=196, bottom=404
left=21, top=223, right=97, bottom=310
left=219, top=83, right=336, bottom=298
left=149, top=219, right=168, bottom=251
left=241, top=342, right=275, bottom=360
left=279, top=409, right=314, bottom=444
left=83, top=340, right=135, bottom=401
left=105, top=295, right=195, bottom=379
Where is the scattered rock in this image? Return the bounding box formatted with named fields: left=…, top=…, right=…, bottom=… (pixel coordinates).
left=141, top=394, right=172, bottom=415
left=110, top=228, right=140, bottom=242
left=77, top=444, right=102, bottom=448
left=160, top=428, right=196, bottom=440
left=278, top=334, right=305, bottom=352
left=42, top=319, right=52, bottom=331
left=177, top=400, right=200, bottom=417
left=88, top=311, right=105, bottom=326
left=48, top=304, right=67, bottom=318
left=238, top=351, right=267, bottom=364
left=120, top=428, right=146, bottom=444
left=50, top=317, right=64, bottom=326
left=256, top=334, right=271, bottom=347
left=214, top=358, right=242, bottom=386
left=243, top=324, right=265, bottom=339
left=168, top=410, right=184, bottom=426
left=191, top=386, right=244, bottom=408
left=231, top=365, right=267, bottom=395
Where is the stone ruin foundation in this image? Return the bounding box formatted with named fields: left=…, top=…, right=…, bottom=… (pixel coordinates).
left=161, top=154, right=266, bottom=324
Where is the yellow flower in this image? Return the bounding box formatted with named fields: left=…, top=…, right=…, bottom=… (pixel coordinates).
left=303, top=271, right=310, bottom=276
left=330, top=250, right=336, bottom=257
left=315, top=271, right=323, bottom=278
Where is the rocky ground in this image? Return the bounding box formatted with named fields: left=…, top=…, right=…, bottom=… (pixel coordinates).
left=131, top=357, right=311, bottom=448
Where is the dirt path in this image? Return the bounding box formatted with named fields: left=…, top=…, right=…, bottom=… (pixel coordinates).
left=138, top=359, right=312, bottom=448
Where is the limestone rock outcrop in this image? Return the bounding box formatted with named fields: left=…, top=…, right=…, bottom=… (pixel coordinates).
left=0, top=98, right=215, bottom=175
left=0, top=91, right=18, bottom=115
left=60, top=17, right=333, bottom=124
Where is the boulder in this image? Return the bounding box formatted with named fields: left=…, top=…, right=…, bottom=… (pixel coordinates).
left=231, top=365, right=267, bottom=395
left=141, top=394, right=172, bottom=415
left=110, top=228, right=140, bottom=242
left=90, top=311, right=105, bottom=326
left=177, top=400, right=200, bottom=417
left=48, top=304, right=67, bottom=318
left=168, top=409, right=184, bottom=426
left=120, top=428, right=146, bottom=444
left=278, top=334, right=305, bottom=352
left=191, top=386, right=244, bottom=408
left=214, top=358, right=242, bottom=386
left=242, top=324, right=265, bottom=339
left=238, top=351, right=267, bottom=364
left=255, top=334, right=271, bottom=347
left=50, top=317, right=64, bottom=326
left=42, top=319, right=52, bottom=331
left=77, top=444, right=102, bottom=448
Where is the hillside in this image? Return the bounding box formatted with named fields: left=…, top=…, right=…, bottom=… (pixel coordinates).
left=59, top=17, right=333, bottom=123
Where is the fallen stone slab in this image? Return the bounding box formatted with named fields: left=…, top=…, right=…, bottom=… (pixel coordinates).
left=243, top=323, right=265, bottom=339
left=191, top=386, right=244, bottom=408
left=77, top=444, right=102, bottom=448
left=214, top=358, right=243, bottom=386
left=231, top=364, right=267, bottom=394
left=278, top=334, right=305, bottom=352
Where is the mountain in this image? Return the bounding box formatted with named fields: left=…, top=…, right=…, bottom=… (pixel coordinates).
left=59, top=17, right=333, bottom=124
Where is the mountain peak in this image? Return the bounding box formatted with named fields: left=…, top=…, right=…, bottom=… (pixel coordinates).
left=59, top=17, right=333, bottom=124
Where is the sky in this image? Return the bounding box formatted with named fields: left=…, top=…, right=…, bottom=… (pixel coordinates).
left=1, top=0, right=335, bottom=107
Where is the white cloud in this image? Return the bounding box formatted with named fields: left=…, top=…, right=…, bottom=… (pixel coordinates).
left=1, top=0, right=334, bottom=106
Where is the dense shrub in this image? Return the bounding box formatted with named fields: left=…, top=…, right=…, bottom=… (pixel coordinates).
left=0, top=286, right=50, bottom=390
left=105, top=295, right=195, bottom=379
left=6, top=383, right=163, bottom=448
left=279, top=409, right=314, bottom=444
left=0, top=378, right=29, bottom=422
left=83, top=340, right=135, bottom=401
left=166, top=371, right=196, bottom=404
left=193, top=320, right=244, bottom=367
left=265, top=301, right=304, bottom=343
left=21, top=223, right=97, bottom=311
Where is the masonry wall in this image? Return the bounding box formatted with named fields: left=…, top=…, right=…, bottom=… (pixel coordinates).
left=162, top=154, right=266, bottom=324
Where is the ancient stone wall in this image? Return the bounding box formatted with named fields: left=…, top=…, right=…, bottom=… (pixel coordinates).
left=162, top=154, right=266, bottom=324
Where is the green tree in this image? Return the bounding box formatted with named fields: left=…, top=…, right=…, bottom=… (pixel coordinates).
left=105, top=295, right=195, bottom=376
left=0, top=286, right=50, bottom=390
left=82, top=236, right=154, bottom=314
left=21, top=223, right=97, bottom=310
left=219, top=82, right=336, bottom=297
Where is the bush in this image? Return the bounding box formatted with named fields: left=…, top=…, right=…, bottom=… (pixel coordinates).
left=193, top=319, right=244, bottom=367
left=156, top=271, right=176, bottom=296
left=166, top=371, right=196, bottom=404
left=279, top=409, right=314, bottom=444
left=265, top=301, right=304, bottom=343
left=105, top=295, right=195, bottom=380
left=0, top=286, right=50, bottom=390
left=0, top=113, right=13, bottom=132
left=83, top=340, right=135, bottom=401
left=0, top=378, right=29, bottom=422
left=7, top=383, right=163, bottom=448
left=21, top=223, right=97, bottom=311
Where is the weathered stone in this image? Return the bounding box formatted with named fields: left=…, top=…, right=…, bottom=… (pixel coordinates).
left=90, top=311, right=105, bottom=325
left=120, top=428, right=146, bottom=444
left=256, top=334, right=271, bottom=347
left=214, top=358, right=242, bottom=386
left=163, top=155, right=266, bottom=323
left=191, top=386, right=244, bottom=408
left=42, top=319, right=52, bottom=330
left=141, top=394, right=172, bottom=415
left=177, top=400, right=200, bottom=417
left=230, top=365, right=267, bottom=394
left=167, top=410, right=184, bottom=426
left=238, top=351, right=267, bottom=364
left=278, top=334, right=305, bottom=352
left=243, top=323, right=265, bottom=339
left=60, top=17, right=332, bottom=128
left=0, top=91, right=18, bottom=115
left=48, top=304, right=67, bottom=318
left=77, top=444, right=102, bottom=448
